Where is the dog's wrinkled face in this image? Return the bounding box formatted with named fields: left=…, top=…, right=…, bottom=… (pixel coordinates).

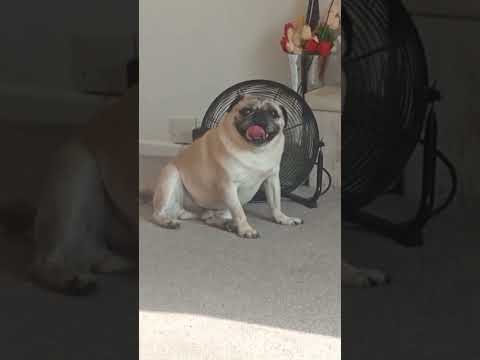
left=228, top=96, right=288, bottom=146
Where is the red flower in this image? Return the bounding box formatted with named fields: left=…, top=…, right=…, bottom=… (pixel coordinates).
left=284, top=22, right=295, bottom=37
left=304, top=39, right=319, bottom=52
left=317, top=40, right=333, bottom=56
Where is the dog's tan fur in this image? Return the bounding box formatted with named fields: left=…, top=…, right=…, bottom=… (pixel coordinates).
left=152, top=96, right=303, bottom=238
left=30, top=87, right=138, bottom=294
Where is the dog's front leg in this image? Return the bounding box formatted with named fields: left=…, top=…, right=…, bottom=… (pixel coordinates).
left=223, top=185, right=259, bottom=238
left=263, top=171, right=303, bottom=225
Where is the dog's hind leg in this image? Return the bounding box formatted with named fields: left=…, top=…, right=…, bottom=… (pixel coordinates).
left=32, top=260, right=97, bottom=295
left=152, top=163, right=184, bottom=229
left=177, top=209, right=199, bottom=220
left=202, top=209, right=232, bottom=228
left=32, top=142, right=112, bottom=294
left=92, top=253, right=135, bottom=273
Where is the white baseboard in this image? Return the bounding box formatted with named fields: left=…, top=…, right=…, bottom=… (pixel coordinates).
left=139, top=140, right=185, bottom=157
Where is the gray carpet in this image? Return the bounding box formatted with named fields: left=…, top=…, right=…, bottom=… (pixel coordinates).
left=0, top=231, right=138, bottom=360
left=139, top=156, right=341, bottom=359
left=342, top=198, right=480, bottom=359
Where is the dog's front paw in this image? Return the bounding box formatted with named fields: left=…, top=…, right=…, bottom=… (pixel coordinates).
left=225, top=221, right=260, bottom=239
left=239, top=227, right=260, bottom=239
left=274, top=213, right=304, bottom=226
left=355, top=269, right=390, bottom=288
left=65, top=273, right=98, bottom=296
left=152, top=212, right=181, bottom=229
left=342, top=263, right=390, bottom=288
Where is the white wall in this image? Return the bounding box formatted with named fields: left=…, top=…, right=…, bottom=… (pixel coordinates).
left=140, top=0, right=334, bottom=142
left=0, top=1, right=137, bottom=124
left=403, top=0, right=480, bottom=19
left=0, top=0, right=137, bottom=91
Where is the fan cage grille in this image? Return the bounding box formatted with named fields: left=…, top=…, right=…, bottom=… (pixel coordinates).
left=342, top=0, right=429, bottom=210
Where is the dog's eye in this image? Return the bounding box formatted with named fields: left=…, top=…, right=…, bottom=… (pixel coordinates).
left=241, top=108, right=253, bottom=116
left=270, top=110, right=278, bottom=118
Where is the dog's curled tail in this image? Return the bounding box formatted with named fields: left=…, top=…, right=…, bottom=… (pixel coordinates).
left=0, top=202, right=36, bottom=235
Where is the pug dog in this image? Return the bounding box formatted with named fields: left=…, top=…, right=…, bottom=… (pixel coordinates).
left=152, top=95, right=303, bottom=237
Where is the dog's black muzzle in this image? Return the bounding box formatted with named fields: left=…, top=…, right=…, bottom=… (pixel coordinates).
left=236, top=110, right=281, bottom=146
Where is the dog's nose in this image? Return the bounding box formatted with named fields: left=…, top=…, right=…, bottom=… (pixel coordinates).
left=251, top=111, right=265, bottom=122
left=252, top=112, right=276, bottom=133
left=252, top=111, right=271, bottom=125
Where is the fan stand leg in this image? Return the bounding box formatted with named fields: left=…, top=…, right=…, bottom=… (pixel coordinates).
left=343, top=211, right=425, bottom=247
left=344, top=107, right=438, bottom=247
left=286, top=145, right=325, bottom=209
left=387, top=174, right=405, bottom=195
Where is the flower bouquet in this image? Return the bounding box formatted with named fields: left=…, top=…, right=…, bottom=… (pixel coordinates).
left=280, top=0, right=340, bottom=94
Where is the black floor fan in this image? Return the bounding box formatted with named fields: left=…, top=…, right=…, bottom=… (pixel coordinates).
left=194, top=80, right=329, bottom=208
left=342, top=0, right=457, bottom=246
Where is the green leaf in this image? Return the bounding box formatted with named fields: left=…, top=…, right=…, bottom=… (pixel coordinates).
left=315, top=25, right=335, bottom=42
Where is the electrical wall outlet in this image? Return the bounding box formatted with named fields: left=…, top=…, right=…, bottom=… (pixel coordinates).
left=168, top=116, right=198, bottom=144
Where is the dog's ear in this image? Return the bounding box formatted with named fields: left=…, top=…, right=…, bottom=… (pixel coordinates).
left=227, top=95, right=245, bottom=113
left=280, top=105, right=288, bottom=125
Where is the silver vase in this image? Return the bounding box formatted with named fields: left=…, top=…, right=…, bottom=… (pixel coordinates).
left=307, top=55, right=321, bottom=90
left=288, top=54, right=327, bottom=96
left=288, top=54, right=303, bottom=95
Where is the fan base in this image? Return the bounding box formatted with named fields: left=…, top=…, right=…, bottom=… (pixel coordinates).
left=286, top=193, right=319, bottom=209
left=343, top=98, right=451, bottom=248
left=344, top=210, right=424, bottom=247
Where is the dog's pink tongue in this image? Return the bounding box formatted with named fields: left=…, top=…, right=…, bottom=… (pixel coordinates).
left=246, top=125, right=266, bottom=140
